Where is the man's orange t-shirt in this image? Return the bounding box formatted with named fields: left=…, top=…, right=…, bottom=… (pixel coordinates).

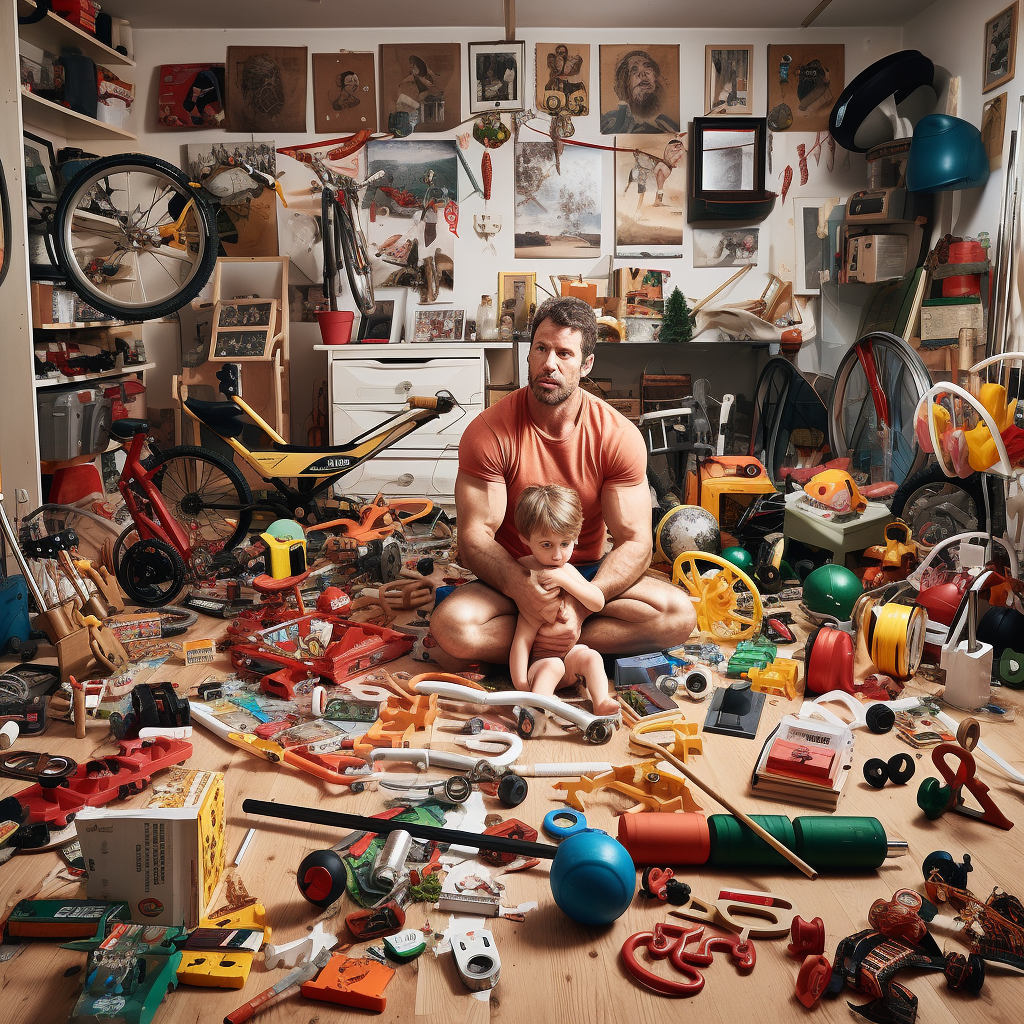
left=458, top=388, right=648, bottom=563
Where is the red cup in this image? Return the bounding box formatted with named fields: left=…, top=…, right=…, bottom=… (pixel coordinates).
left=317, top=310, right=354, bottom=344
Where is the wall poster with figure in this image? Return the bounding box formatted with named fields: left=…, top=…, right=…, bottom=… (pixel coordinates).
left=615, top=134, right=686, bottom=255
left=379, top=44, right=461, bottom=135
left=705, top=45, right=753, bottom=115
left=312, top=52, right=377, bottom=133
left=225, top=46, right=307, bottom=132
left=536, top=42, right=589, bottom=116
left=599, top=44, right=680, bottom=134
left=766, top=44, right=844, bottom=133
left=469, top=40, right=526, bottom=113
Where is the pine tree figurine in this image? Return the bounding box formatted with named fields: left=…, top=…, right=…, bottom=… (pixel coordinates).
left=659, top=287, right=694, bottom=343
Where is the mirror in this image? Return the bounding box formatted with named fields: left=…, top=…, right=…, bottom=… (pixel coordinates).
left=691, top=117, right=767, bottom=198
left=0, top=157, right=9, bottom=289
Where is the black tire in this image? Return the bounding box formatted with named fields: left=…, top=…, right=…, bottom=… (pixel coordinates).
left=158, top=605, right=200, bottom=637
left=338, top=190, right=375, bottom=314
left=145, top=446, right=253, bottom=555
left=890, top=462, right=989, bottom=552
left=116, top=538, right=187, bottom=607
left=112, top=524, right=141, bottom=570
left=53, top=154, right=219, bottom=321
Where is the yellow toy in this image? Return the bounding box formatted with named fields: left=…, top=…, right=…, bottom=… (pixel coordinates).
left=627, top=711, right=705, bottom=762
left=552, top=759, right=703, bottom=814
left=671, top=551, right=763, bottom=641
left=799, top=469, right=867, bottom=517
left=952, top=382, right=1015, bottom=474
left=861, top=519, right=918, bottom=587
left=744, top=659, right=800, bottom=700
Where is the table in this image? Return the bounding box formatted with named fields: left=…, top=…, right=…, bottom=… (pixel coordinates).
left=1, top=606, right=1022, bottom=1024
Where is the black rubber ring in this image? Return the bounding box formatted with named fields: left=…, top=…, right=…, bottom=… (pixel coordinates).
left=863, top=758, right=890, bottom=789
left=865, top=703, right=897, bottom=734
left=887, top=751, right=916, bottom=785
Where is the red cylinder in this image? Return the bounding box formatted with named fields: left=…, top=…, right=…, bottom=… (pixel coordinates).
left=617, top=812, right=711, bottom=866
left=942, top=240, right=984, bottom=298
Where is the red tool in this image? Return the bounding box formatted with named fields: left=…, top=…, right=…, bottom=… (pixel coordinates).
left=344, top=880, right=410, bottom=941
left=854, top=337, right=890, bottom=429
left=787, top=916, right=825, bottom=959
left=917, top=743, right=1014, bottom=830
left=796, top=954, right=831, bottom=1007
left=621, top=922, right=755, bottom=997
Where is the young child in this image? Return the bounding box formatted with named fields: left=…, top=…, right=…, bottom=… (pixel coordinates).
left=509, top=484, right=619, bottom=716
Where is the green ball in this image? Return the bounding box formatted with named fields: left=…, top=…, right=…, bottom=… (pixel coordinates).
left=802, top=563, right=863, bottom=620
left=721, top=546, right=753, bottom=571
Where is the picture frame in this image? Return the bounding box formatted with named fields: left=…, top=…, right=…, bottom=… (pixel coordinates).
left=356, top=287, right=407, bottom=344
left=379, top=43, right=461, bottom=134
left=793, top=198, right=839, bottom=295
left=312, top=51, right=377, bottom=133
left=24, top=131, right=57, bottom=201
left=691, top=117, right=767, bottom=199
left=210, top=298, right=278, bottom=360
left=705, top=45, right=754, bottom=115
left=984, top=3, right=1018, bottom=93
left=469, top=40, right=526, bottom=113
left=410, top=307, right=466, bottom=343
left=766, top=44, right=844, bottom=133
left=982, top=92, right=1008, bottom=167
left=536, top=42, right=590, bottom=117
left=225, top=46, right=308, bottom=132
left=498, top=272, right=537, bottom=337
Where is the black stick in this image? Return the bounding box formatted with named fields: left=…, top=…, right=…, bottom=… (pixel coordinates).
left=242, top=799, right=560, bottom=860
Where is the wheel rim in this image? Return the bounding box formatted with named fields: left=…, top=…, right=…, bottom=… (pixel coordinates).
left=121, top=541, right=183, bottom=604
left=152, top=457, right=244, bottom=549
left=901, top=482, right=980, bottom=552
left=60, top=163, right=211, bottom=315
left=671, top=551, right=763, bottom=641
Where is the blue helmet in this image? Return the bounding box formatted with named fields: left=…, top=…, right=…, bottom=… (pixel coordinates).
left=906, top=114, right=990, bottom=192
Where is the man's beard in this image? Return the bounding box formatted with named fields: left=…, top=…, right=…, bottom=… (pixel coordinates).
left=629, top=80, right=664, bottom=119
left=529, top=372, right=575, bottom=405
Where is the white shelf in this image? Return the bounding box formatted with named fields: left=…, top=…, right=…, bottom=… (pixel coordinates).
left=37, top=321, right=125, bottom=330
left=19, top=2, right=134, bottom=67
left=21, top=89, right=136, bottom=141
left=35, top=361, right=154, bottom=389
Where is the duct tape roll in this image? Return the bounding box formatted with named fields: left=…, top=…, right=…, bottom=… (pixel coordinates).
left=0, top=721, right=19, bottom=749
left=869, top=604, right=926, bottom=681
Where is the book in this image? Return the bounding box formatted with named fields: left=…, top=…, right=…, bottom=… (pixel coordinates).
left=76, top=768, right=225, bottom=929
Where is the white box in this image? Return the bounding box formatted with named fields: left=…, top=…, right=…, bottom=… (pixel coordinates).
left=847, top=234, right=909, bottom=283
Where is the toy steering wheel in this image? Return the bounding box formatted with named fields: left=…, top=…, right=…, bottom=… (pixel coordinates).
left=671, top=552, right=763, bottom=641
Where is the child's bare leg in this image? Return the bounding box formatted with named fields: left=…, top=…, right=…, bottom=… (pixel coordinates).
left=564, top=645, right=618, bottom=716
left=527, top=657, right=566, bottom=698
left=510, top=615, right=540, bottom=691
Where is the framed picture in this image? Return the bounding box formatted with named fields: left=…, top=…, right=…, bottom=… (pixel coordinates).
left=691, top=117, right=767, bottom=198
left=693, top=227, right=760, bottom=268
left=599, top=44, right=680, bottom=134
left=766, top=44, right=844, bottom=132
left=24, top=131, right=57, bottom=201
left=157, top=63, right=225, bottom=129
left=615, top=134, right=686, bottom=256
left=793, top=198, right=839, bottom=295
left=982, top=92, right=1008, bottom=167
left=469, top=40, right=526, bottom=113
left=498, top=272, right=537, bottom=337
left=984, top=3, right=1018, bottom=93
left=225, top=46, right=307, bottom=132
left=410, top=307, right=466, bottom=343
left=357, top=287, right=407, bottom=344
left=379, top=43, right=461, bottom=134
left=210, top=298, right=278, bottom=360
left=705, top=45, right=753, bottom=115
left=313, top=51, right=377, bottom=133
left=536, top=42, right=589, bottom=116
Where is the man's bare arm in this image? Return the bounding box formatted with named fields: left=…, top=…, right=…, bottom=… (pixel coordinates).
left=589, top=476, right=653, bottom=602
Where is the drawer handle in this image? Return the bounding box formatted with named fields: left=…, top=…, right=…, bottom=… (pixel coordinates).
left=398, top=380, right=412, bottom=392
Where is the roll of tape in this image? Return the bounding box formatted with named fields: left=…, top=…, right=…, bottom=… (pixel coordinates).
left=870, top=604, right=926, bottom=681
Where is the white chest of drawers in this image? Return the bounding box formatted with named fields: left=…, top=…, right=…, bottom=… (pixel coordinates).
left=317, top=342, right=511, bottom=503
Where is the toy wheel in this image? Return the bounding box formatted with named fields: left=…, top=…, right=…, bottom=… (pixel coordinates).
left=443, top=775, right=473, bottom=803
left=516, top=707, right=536, bottom=738
left=116, top=538, right=187, bottom=607
left=350, top=781, right=366, bottom=794
left=671, top=551, right=763, bottom=641
left=584, top=721, right=614, bottom=744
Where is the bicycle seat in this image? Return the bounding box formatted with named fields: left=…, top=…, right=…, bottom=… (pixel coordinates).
left=183, top=398, right=245, bottom=438
left=109, top=418, right=149, bottom=440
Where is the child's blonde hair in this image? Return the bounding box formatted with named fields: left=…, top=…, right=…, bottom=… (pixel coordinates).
left=514, top=484, right=583, bottom=540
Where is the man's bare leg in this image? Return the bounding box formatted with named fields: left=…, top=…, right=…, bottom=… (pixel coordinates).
left=427, top=582, right=518, bottom=666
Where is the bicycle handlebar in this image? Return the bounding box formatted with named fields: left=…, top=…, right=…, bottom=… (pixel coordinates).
left=408, top=396, right=440, bottom=409
left=409, top=392, right=456, bottom=412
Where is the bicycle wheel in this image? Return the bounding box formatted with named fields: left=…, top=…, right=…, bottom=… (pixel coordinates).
left=53, top=154, right=219, bottom=321
left=145, top=446, right=253, bottom=556
left=890, top=462, right=988, bottom=551
left=338, top=190, right=376, bottom=314
left=117, top=538, right=186, bottom=607
left=321, top=190, right=344, bottom=310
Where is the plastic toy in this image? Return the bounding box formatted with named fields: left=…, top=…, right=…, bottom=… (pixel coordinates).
left=672, top=887, right=796, bottom=940
left=801, top=564, right=864, bottom=621
left=916, top=742, right=1014, bottom=830
left=798, top=469, right=867, bottom=519
left=553, top=759, right=702, bottom=814
left=302, top=953, right=395, bottom=1010
left=451, top=932, right=500, bottom=992
left=671, top=552, right=764, bottom=640
left=861, top=520, right=918, bottom=587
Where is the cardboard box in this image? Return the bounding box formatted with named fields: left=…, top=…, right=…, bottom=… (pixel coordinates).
left=76, top=768, right=225, bottom=928
left=920, top=296, right=984, bottom=342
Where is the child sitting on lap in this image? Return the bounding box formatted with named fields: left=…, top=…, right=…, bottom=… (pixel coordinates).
left=509, top=484, right=619, bottom=716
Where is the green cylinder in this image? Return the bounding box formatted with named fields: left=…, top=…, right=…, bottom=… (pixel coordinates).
left=707, top=814, right=797, bottom=867
left=792, top=815, right=889, bottom=870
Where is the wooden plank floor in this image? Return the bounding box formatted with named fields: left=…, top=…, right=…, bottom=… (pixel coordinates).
left=1, top=603, right=1022, bottom=1024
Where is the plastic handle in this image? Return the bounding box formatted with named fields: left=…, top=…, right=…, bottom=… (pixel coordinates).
left=408, top=395, right=438, bottom=408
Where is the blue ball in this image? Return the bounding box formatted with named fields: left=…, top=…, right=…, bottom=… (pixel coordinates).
left=549, top=830, right=636, bottom=926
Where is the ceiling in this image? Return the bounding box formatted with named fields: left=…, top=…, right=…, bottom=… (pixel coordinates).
left=104, top=0, right=937, bottom=30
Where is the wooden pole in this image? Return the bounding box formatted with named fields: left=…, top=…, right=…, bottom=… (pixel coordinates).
left=690, top=263, right=753, bottom=315
left=503, top=0, right=515, bottom=41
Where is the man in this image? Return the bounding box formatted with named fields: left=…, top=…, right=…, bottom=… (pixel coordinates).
left=601, top=49, right=679, bottom=134
left=430, top=297, right=695, bottom=668
left=331, top=70, right=360, bottom=111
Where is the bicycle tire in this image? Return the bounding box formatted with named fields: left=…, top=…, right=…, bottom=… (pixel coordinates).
left=321, top=190, right=344, bottom=310
left=145, top=446, right=253, bottom=555
left=53, top=154, right=219, bottom=321
left=158, top=605, right=199, bottom=637
left=112, top=524, right=141, bottom=571
left=338, top=190, right=376, bottom=315
left=116, top=538, right=187, bottom=607
left=889, top=462, right=988, bottom=551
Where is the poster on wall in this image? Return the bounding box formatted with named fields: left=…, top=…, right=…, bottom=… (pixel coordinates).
left=186, top=142, right=279, bottom=257
left=379, top=44, right=461, bottom=135
left=692, top=227, right=759, bottom=268
left=536, top=42, right=590, bottom=116
left=599, top=44, right=680, bottom=134
left=312, top=52, right=377, bottom=133
left=157, top=64, right=225, bottom=128
left=766, top=44, right=844, bottom=133
left=515, top=141, right=602, bottom=258
left=364, top=139, right=458, bottom=298
left=225, top=45, right=307, bottom=133
left=614, top=134, right=686, bottom=255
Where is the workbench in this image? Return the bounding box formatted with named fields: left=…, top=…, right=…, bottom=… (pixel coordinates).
left=1, top=605, right=1022, bottom=1024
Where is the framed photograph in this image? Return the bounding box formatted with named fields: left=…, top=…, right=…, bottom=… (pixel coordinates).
left=24, top=131, right=57, bottom=201
left=357, top=287, right=407, bottom=344
left=536, top=42, right=590, bottom=116
left=705, top=46, right=753, bottom=115
left=225, top=46, right=307, bottom=132
left=210, top=298, right=278, bottom=360
left=469, top=40, right=526, bottom=113
left=599, top=44, right=680, bottom=134
left=693, top=227, right=760, bottom=268
left=766, top=44, right=844, bottom=132
left=985, top=4, right=1018, bottom=93
left=410, top=307, right=466, bottom=343
left=498, top=272, right=537, bottom=337
left=313, top=51, right=377, bottom=133
left=379, top=43, right=461, bottom=134
left=982, top=92, right=1008, bottom=167
left=793, top=198, right=839, bottom=295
